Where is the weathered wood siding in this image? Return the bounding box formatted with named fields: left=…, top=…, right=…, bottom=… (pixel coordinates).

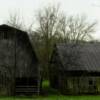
left=59, top=76, right=100, bottom=94
left=0, top=25, right=39, bottom=95
left=0, top=35, right=38, bottom=78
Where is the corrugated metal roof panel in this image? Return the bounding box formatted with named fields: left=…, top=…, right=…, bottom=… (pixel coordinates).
left=56, top=43, right=100, bottom=72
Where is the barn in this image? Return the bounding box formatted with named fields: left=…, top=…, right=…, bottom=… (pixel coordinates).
left=0, top=24, right=40, bottom=96
left=49, top=43, right=100, bottom=94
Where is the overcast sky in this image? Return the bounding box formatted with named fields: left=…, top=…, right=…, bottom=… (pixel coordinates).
left=0, top=0, right=100, bottom=40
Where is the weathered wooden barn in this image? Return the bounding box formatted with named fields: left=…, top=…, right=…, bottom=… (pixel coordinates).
left=50, top=43, right=100, bottom=94
left=0, top=24, right=40, bottom=96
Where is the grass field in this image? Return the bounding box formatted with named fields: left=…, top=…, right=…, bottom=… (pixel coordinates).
left=1, top=95, right=100, bottom=100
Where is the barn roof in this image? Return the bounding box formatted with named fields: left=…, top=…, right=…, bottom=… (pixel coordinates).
left=56, top=42, right=100, bottom=72
left=0, top=24, right=38, bottom=61
left=0, top=24, right=26, bottom=36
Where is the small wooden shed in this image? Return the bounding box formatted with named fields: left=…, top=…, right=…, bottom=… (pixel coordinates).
left=0, top=24, right=40, bottom=96
left=50, top=43, right=100, bottom=94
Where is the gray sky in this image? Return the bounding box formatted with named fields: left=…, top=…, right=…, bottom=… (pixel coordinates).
left=0, top=0, right=100, bottom=40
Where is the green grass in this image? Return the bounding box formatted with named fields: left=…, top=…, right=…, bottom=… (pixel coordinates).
left=1, top=95, right=100, bottom=100
left=41, top=80, right=60, bottom=95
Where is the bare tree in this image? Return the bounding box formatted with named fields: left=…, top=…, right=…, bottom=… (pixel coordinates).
left=33, top=5, right=63, bottom=78
left=5, top=12, right=26, bottom=31
left=33, top=5, right=97, bottom=79
left=59, top=15, right=97, bottom=43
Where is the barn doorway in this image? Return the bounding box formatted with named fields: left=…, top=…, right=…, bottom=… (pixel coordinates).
left=15, top=77, right=38, bottom=95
